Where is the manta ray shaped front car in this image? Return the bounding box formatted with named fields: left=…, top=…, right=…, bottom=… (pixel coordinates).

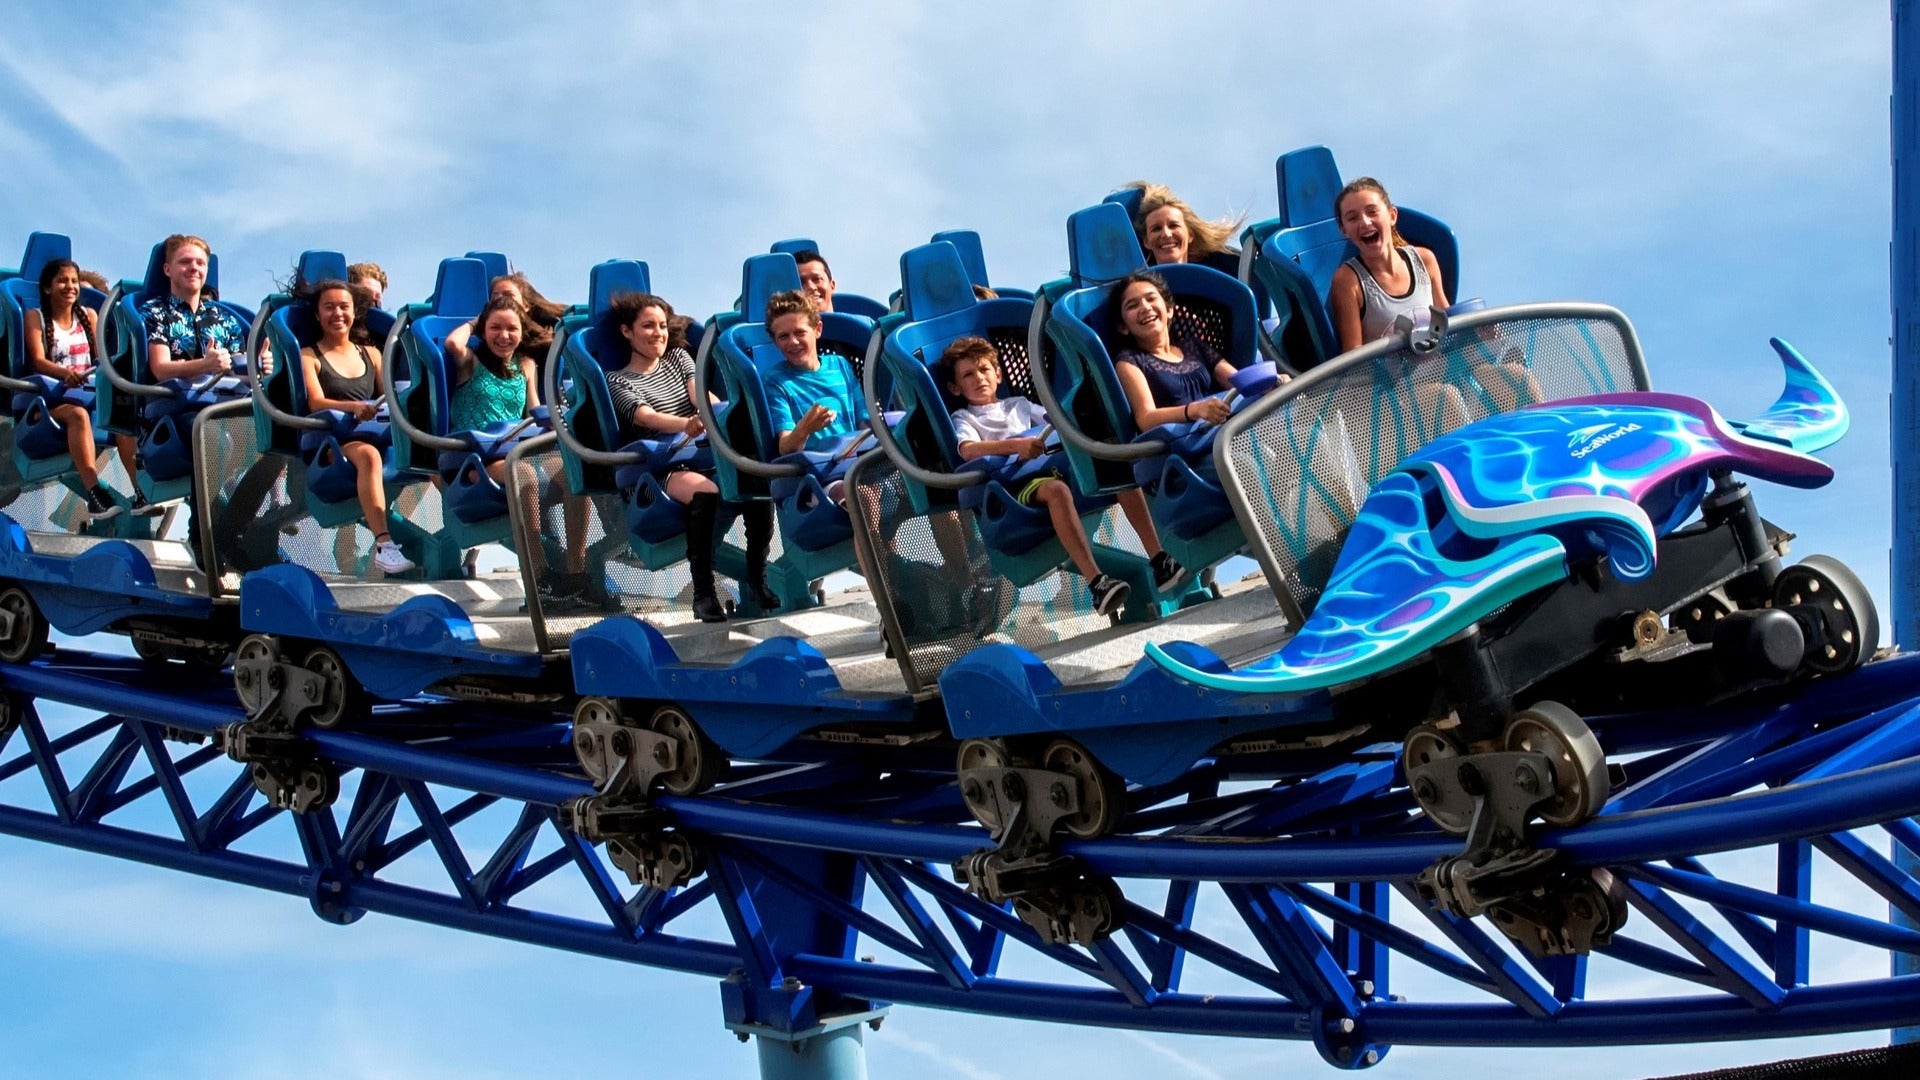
left=1145, top=339, right=1847, bottom=696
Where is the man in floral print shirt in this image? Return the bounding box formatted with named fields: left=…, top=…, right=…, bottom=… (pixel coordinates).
left=137, top=233, right=245, bottom=382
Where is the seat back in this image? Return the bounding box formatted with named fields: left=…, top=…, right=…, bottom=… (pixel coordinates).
left=1101, top=185, right=1145, bottom=221
left=589, top=259, right=651, bottom=316
left=3, top=232, right=81, bottom=370
left=14, top=231, right=72, bottom=283
left=389, top=257, right=490, bottom=472
left=259, top=304, right=321, bottom=455
left=0, top=278, right=35, bottom=380
left=297, top=249, right=349, bottom=287
left=927, top=228, right=1034, bottom=302
left=1066, top=202, right=1148, bottom=287
left=928, top=230, right=990, bottom=292
left=430, top=257, right=489, bottom=320
left=402, top=314, right=464, bottom=441
left=465, top=250, right=510, bottom=285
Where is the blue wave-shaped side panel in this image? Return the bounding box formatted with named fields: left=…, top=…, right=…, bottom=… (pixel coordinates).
left=571, top=618, right=915, bottom=758
left=940, top=641, right=1333, bottom=784
left=239, top=564, right=540, bottom=699
left=0, top=513, right=210, bottom=635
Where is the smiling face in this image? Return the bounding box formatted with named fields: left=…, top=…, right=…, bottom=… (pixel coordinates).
left=947, top=352, right=1002, bottom=407
left=1337, top=187, right=1398, bottom=260
left=482, top=308, right=524, bottom=356
left=796, top=260, right=835, bottom=313
left=315, top=286, right=355, bottom=341
left=620, top=303, right=670, bottom=362
left=1118, top=279, right=1172, bottom=347
left=1143, top=205, right=1191, bottom=265
left=164, top=241, right=210, bottom=300
left=770, top=311, right=820, bottom=367
left=44, top=265, right=80, bottom=312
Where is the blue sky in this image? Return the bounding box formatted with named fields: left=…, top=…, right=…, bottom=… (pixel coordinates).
left=0, top=1, right=1903, bottom=1077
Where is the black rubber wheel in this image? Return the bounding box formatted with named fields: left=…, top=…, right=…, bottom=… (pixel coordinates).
left=648, top=704, right=725, bottom=796
left=1505, top=701, right=1609, bottom=828
left=0, top=585, right=49, bottom=665
left=1043, top=738, right=1125, bottom=840
left=302, top=646, right=369, bottom=730
left=1774, top=555, right=1879, bottom=676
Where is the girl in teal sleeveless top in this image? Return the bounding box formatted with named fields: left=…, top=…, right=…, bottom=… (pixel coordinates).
left=438, top=297, right=542, bottom=535
left=445, top=298, right=535, bottom=431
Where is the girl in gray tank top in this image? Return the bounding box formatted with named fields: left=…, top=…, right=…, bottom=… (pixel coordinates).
left=1328, top=177, right=1452, bottom=352
left=1345, top=245, right=1434, bottom=343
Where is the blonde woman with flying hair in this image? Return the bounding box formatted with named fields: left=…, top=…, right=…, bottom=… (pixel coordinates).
left=1122, top=181, right=1246, bottom=273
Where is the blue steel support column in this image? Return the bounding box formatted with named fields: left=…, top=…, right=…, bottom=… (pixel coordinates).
left=755, top=1024, right=871, bottom=1080
left=1893, top=0, right=1919, bottom=1043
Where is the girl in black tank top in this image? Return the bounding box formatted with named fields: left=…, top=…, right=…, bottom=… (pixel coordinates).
left=299, top=281, right=415, bottom=575
left=311, top=342, right=377, bottom=404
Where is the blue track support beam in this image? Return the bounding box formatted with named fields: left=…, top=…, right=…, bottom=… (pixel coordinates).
left=1895, top=0, right=1920, bottom=1038
left=14, top=648, right=1920, bottom=1060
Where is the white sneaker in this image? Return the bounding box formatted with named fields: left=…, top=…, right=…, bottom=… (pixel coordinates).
left=372, top=540, right=415, bottom=575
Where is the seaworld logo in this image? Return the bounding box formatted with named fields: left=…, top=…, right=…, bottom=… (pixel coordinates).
left=1567, top=422, right=1643, bottom=459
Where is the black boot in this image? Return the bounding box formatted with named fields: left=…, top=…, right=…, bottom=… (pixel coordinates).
left=687, top=492, right=727, bottom=623
left=741, top=501, right=780, bottom=611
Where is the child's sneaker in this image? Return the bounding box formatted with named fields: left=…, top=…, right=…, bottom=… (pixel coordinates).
left=1150, top=551, right=1187, bottom=592
left=128, top=489, right=164, bottom=517
left=372, top=539, right=415, bottom=575
left=1089, top=573, right=1131, bottom=617
left=84, top=484, right=124, bottom=521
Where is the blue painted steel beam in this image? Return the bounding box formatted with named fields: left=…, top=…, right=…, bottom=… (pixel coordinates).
left=15, top=648, right=1920, bottom=1051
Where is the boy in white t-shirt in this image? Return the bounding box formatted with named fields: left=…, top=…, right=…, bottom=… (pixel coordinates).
left=941, top=336, right=1186, bottom=617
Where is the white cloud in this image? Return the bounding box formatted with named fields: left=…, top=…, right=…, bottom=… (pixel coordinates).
left=874, top=1023, right=1012, bottom=1080
left=1119, top=1030, right=1230, bottom=1080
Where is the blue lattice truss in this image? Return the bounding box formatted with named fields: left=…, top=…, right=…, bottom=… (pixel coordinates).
left=5, top=651, right=1920, bottom=1066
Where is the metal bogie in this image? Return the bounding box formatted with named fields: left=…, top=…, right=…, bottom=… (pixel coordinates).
left=572, top=696, right=728, bottom=800
left=558, top=795, right=705, bottom=891
left=220, top=719, right=340, bottom=814
left=1040, top=738, right=1124, bottom=840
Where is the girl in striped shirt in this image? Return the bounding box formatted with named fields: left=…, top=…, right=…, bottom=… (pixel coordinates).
left=604, top=292, right=774, bottom=623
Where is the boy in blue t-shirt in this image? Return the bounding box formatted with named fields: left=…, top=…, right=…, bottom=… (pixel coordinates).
left=764, top=290, right=868, bottom=455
